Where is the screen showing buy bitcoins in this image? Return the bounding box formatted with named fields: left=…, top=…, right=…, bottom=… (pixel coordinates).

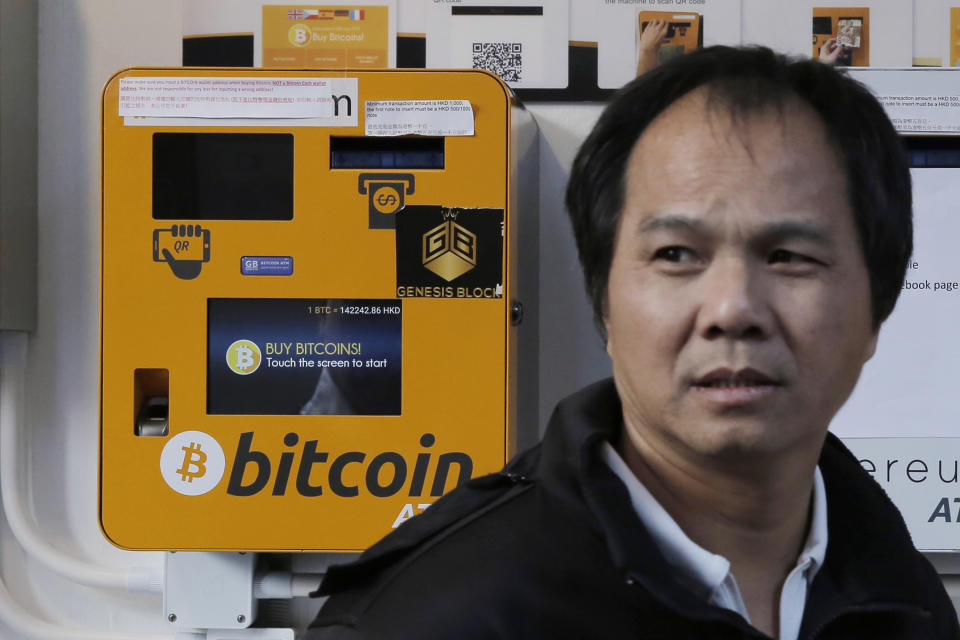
left=208, top=298, right=401, bottom=415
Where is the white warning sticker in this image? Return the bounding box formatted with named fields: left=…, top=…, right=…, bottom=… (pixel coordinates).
left=364, top=100, right=475, bottom=137
left=119, top=76, right=334, bottom=119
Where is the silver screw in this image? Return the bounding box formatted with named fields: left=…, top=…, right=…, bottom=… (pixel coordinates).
left=237, top=614, right=246, bottom=624
left=168, top=614, right=177, bottom=623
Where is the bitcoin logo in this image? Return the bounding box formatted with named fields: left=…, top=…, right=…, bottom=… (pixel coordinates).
left=226, top=339, right=262, bottom=375
left=288, top=24, right=311, bottom=47
left=177, top=442, right=207, bottom=482
left=160, top=431, right=226, bottom=496
left=373, top=186, right=401, bottom=214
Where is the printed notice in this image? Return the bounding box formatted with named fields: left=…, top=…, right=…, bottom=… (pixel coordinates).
left=365, top=100, right=474, bottom=137
left=118, top=77, right=334, bottom=119
left=875, top=95, right=960, bottom=133
left=123, top=77, right=358, bottom=128
left=848, top=70, right=960, bottom=134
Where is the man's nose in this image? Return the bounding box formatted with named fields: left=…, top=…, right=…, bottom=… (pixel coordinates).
left=696, top=259, right=771, bottom=341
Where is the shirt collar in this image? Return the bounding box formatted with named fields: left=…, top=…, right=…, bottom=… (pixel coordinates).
left=600, top=440, right=828, bottom=599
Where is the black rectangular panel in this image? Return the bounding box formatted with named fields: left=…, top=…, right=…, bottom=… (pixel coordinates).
left=452, top=6, right=543, bottom=16
left=182, top=35, right=254, bottom=67
left=812, top=16, right=832, bottom=35
left=153, top=133, right=293, bottom=220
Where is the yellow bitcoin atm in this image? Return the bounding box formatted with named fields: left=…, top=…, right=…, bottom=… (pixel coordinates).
left=100, top=68, right=537, bottom=551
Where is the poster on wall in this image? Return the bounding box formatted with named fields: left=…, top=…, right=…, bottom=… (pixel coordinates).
left=832, top=165, right=960, bottom=438
left=594, top=0, right=743, bottom=90
left=755, top=0, right=910, bottom=67
left=182, top=0, right=397, bottom=68
left=811, top=7, right=870, bottom=65
left=262, top=5, right=392, bottom=68
left=913, top=0, right=960, bottom=68
left=424, top=0, right=569, bottom=89
left=831, top=133, right=960, bottom=550
left=638, top=10, right=702, bottom=65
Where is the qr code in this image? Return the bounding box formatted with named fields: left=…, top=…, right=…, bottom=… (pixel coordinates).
left=472, top=42, right=522, bottom=83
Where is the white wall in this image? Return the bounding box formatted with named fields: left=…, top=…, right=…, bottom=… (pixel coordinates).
left=16, top=1, right=181, bottom=635
left=0, top=0, right=954, bottom=637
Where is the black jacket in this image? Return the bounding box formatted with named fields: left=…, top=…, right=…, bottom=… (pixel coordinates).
left=307, top=379, right=960, bottom=639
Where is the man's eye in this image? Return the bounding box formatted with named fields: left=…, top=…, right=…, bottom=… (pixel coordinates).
left=769, top=249, right=815, bottom=264
left=653, top=246, right=694, bottom=262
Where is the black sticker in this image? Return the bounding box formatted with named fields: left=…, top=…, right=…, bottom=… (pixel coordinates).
left=395, top=206, right=504, bottom=299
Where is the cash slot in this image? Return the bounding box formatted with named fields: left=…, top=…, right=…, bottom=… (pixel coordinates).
left=134, top=368, right=169, bottom=436
left=330, top=136, right=444, bottom=169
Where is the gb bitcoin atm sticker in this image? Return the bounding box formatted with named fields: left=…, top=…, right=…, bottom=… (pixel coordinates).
left=395, top=205, right=504, bottom=299
left=160, top=431, right=227, bottom=496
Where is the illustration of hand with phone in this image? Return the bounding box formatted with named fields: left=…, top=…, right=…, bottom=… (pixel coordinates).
left=153, top=224, right=211, bottom=280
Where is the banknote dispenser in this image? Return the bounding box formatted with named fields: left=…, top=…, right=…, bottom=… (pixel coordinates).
left=100, top=68, right=538, bottom=551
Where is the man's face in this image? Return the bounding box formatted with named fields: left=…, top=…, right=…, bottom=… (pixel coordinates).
left=604, top=89, right=877, bottom=465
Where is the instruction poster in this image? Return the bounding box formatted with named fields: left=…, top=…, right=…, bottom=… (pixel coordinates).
left=263, top=5, right=390, bottom=68
left=208, top=298, right=402, bottom=415
left=594, top=0, right=742, bottom=89
left=812, top=7, right=870, bottom=66
left=424, top=0, right=569, bottom=89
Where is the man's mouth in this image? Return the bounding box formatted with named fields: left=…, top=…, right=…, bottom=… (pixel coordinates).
left=691, top=368, right=780, bottom=389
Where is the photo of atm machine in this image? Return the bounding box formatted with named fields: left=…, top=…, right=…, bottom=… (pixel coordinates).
left=100, top=68, right=538, bottom=554
left=812, top=7, right=871, bottom=67
left=638, top=11, right=703, bottom=64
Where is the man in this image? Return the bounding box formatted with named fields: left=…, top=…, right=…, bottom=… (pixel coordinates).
left=306, top=46, right=959, bottom=639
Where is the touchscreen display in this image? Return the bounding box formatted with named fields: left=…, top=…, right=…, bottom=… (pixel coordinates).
left=208, top=298, right=402, bottom=415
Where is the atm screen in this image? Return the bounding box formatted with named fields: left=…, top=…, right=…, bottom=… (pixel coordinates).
left=207, top=298, right=402, bottom=416
left=153, top=132, right=294, bottom=220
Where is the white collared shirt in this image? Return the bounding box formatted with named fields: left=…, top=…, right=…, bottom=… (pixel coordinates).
left=601, top=441, right=828, bottom=640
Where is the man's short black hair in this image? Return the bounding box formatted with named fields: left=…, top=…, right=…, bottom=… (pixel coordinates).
left=566, top=45, right=912, bottom=331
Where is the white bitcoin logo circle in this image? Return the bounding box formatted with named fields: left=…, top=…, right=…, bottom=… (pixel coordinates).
left=226, top=339, right=262, bottom=375
left=288, top=24, right=311, bottom=47
left=160, top=431, right=226, bottom=496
